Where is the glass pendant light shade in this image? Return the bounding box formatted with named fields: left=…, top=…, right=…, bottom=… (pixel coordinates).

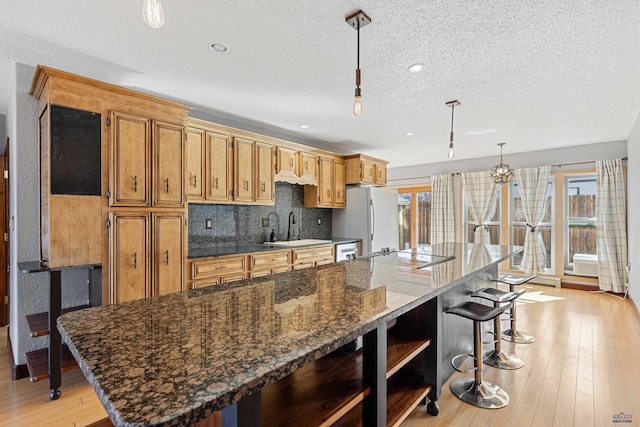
left=490, top=143, right=514, bottom=184
left=448, top=142, right=454, bottom=158
left=143, top=0, right=165, bottom=29
left=353, top=87, right=362, bottom=116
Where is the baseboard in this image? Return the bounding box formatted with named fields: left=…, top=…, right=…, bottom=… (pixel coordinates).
left=629, top=295, right=640, bottom=327
left=7, top=328, right=29, bottom=381
left=561, top=282, right=599, bottom=291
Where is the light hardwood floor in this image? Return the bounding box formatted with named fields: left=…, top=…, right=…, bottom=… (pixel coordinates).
left=1, top=284, right=639, bottom=427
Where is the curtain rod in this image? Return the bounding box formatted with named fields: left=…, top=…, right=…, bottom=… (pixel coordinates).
left=552, top=157, right=627, bottom=168
left=387, top=172, right=460, bottom=182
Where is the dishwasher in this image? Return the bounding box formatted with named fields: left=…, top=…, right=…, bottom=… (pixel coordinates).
left=335, top=241, right=359, bottom=261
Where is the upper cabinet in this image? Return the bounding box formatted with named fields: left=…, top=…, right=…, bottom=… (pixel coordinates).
left=109, top=111, right=185, bottom=208
left=344, top=154, right=389, bottom=186
left=187, top=119, right=275, bottom=205
left=275, top=146, right=318, bottom=186
left=186, top=127, right=205, bottom=201
left=303, top=155, right=345, bottom=208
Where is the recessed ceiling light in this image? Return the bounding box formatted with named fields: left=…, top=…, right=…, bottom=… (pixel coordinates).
left=299, top=124, right=310, bottom=129
left=407, top=63, right=425, bottom=73
left=210, top=43, right=228, bottom=53
left=405, top=132, right=415, bottom=136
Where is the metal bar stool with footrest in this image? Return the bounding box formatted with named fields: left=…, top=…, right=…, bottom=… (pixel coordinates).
left=446, top=301, right=510, bottom=409
left=472, top=287, right=525, bottom=370
left=491, top=274, right=537, bottom=344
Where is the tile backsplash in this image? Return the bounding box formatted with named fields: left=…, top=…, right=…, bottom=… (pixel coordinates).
left=189, top=182, right=332, bottom=248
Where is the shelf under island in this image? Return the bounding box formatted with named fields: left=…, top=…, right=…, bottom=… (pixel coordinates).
left=58, top=243, right=523, bottom=426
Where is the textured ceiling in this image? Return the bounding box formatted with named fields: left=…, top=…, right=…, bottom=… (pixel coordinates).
left=1, top=1, right=639, bottom=168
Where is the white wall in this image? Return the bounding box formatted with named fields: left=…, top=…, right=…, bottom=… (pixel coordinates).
left=0, top=114, right=6, bottom=151
left=387, top=140, right=628, bottom=186
left=8, top=62, right=88, bottom=365
left=627, top=113, right=639, bottom=307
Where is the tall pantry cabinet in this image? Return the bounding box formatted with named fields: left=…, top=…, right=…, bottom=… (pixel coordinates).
left=31, top=66, right=190, bottom=306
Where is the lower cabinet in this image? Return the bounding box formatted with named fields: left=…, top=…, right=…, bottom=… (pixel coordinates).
left=189, top=254, right=247, bottom=288
left=109, top=211, right=185, bottom=303
left=291, top=244, right=334, bottom=270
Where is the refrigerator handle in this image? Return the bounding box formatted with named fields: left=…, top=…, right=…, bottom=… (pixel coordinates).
left=370, top=198, right=375, bottom=242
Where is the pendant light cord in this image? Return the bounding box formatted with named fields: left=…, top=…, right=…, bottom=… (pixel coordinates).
left=356, top=19, right=361, bottom=88
left=449, top=103, right=455, bottom=142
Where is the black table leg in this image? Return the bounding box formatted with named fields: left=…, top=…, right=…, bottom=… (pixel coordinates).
left=363, top=325, right=387, bottom=427
left=49, top=270, right=62, bottom=400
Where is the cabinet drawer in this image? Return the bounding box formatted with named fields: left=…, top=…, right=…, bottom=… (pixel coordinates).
left=191, top=255, right=246, bottom=281
left=191, top=272, right=246, bottom=288
left=250, top=250, right=291, bottom=270
left=291, top=245, right=334, bottom=264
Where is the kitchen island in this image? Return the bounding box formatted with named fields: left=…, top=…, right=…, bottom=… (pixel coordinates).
left=58, top=243, right=522, bottom=426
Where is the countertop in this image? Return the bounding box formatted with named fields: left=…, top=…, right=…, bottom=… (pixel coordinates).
left=58, top=243, right=521, bottom=426
left=188, top=237, right=361, bottom=259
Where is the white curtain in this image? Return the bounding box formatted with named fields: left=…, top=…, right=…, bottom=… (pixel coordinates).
left=515, top=166, right=551, bottom=274
left=461, top=171, right=498, bottom=244
left=596, top=159, right=628, bottom=293
left=431, top=174, right=455, bottom=243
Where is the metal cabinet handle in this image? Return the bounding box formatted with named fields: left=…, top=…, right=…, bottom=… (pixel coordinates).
left=245, top=179, right=249, bottom=191
left=133, top=175, right=138, bottom=192
left=165, top=250, right=169, bottom=265
left=193, top=175, right=197, bottom=187
left=369, top=168, right=373, bottom=177
left=261, top=182, right=266, bottom=193
left=214, top=176, right=219, bottom=189
left=289, top=158, right=294, bottom=167
left=327, top=189, right=330, bottom=198
left=337, top=190, right=341, bottom=199
left=133, top=252, right=137, bottom=269
left=165, top=178, right=169, bottom=193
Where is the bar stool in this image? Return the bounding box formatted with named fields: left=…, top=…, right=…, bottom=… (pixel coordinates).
left=447, top=301, right=510, bottom=409
left=492, top=274, right=537, bottom=344
left=472, top=287, right=524, bottom=370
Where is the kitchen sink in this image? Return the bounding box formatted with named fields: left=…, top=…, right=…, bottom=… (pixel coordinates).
left=267, top=239, right=332, bottom=247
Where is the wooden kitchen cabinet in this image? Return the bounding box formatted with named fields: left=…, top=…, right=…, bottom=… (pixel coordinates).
left=206, top=130, right=233, bottom=202
left=185, top=126, right=205, bottom=201
left=189, top=254, right=247, bottom=288
left=299, top=151, right=317, bottom=181
left=291, top=244, right=334, bottom=270
left=255, top=141, right=275, bottom=204
left=109, top=212, right=151, bottom=303
left=249, top=250, right=291, bottom=277
left=275, top=146, right=298, bottom=179
left=234, top=137, right=255, bottom=203
left=110, top=211, right=185, bottom=303
left=303, top=155, right=345, bottom=208
left=109, top=111, right=185, bottom=208
left=153, top=212, right=186, bottom=296
left=344, top=154, right=389, bottom=186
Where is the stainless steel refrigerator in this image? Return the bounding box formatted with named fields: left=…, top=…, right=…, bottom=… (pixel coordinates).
left=332, top=187, right=399, bottom=256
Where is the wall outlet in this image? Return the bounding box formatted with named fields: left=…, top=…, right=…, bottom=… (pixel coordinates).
left=262, top=218, right=269, bottom=227
left=205, top=219, right=212, bottom=229
left=317, top=217, right=321, bottom=225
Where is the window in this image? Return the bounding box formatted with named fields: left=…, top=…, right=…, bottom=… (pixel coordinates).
left=397, top=187, right=432, bottom=249
left=463, top=187, right=501, bottom=244
left=564, top=174, right=597, bottom=272
left=509, top=178, right=554, bottom=271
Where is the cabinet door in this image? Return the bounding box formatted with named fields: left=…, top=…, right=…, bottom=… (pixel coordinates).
left=153, top=212, right=185, bottom=296
left=276, top=146, right=297, bottom=177
left=110, top=112, right=150, bottom=207
left=375, top=163, right=387, bottom=185
left=110, top=212, right=150, bottom=303
left=334, top=159, right=346, bottom=208
left=206, top=131, right=233, bottom=202
left=153, top=120, right=185, bottom=207
left=255, top=141, right=274, bottom=204
left=186, top=127, right=205, bottom=201
left=299, top=151, right=317, bottom=180
left=360, top=159, right=375, bottom=184
left=234, top=137, right=255, bottom=202
left=318, top=156, right=334, bottom=207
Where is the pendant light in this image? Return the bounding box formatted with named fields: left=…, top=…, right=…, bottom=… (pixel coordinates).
left=490, top=143, right=514, bottom=184
left=446, top=100, right=460, bottom=158
left=143, top=0, right=165, bottom=29
left=346, top=10, right=371, bottom=116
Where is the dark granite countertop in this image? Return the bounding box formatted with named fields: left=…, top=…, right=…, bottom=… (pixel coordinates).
left=58, top=243, right=521, bottom=427
left=188, top=238, right=359, bottom=259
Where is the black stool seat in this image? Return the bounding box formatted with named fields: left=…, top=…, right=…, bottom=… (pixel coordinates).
left=472, top=287, right=524, bottom=303
left=447, top=301, right=508, bottom=322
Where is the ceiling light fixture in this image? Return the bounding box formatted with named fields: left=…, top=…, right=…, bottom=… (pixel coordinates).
left=405, top=132, right=415, bottom=136
left=346, top=10, right=371, bottom=116
left=490, top=143, right=514, bottom=184
left=446, top=100, right=460, bottom=158
left=210, top=43, right=228, bottom=53
left=407, top=63, right=425, bottom=73
left=299, top=124, right=310, bottom=129
left=142, top=0, right=165, bottom=29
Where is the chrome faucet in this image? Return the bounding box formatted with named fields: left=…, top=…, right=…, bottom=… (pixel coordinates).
left=287, top=211, right=296, bottom=241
